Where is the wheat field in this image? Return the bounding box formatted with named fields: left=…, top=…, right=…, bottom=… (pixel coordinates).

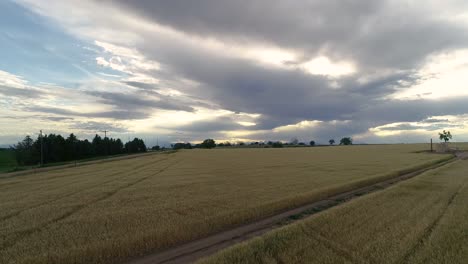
left=0, top=145, right=452, bottom=263
left=199, top=159, right=468, bottom=264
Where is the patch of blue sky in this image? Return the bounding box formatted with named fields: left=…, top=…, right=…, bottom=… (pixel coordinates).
left=0, top=1, right=124, bottom=87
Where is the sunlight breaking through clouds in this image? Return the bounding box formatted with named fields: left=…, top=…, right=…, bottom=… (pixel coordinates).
left=2, top=0, right=468, bottom=146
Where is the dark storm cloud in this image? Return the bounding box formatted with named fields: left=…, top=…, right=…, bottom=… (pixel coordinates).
left=378, top=123, right=460, bottom=131
left=26, top=106, right=150, bottom=120
left=88, top=0, right=468, bottom=142
left=357, top=97, right=468, bottom=125
left=9, top=0, right=468, bottom=144
left=140, top=42, right=419, bottom=130
left=132, top=39, right=358, bottom=127
left=40, top=116, right=74, bottom=122
left=123, top=81, right=158, bottom=91
left=70, top=121, right=129, bottom=133
left=175, top=116, right=246, bottom=133
left=87, top=91, right=195, bottom=112
left=108, top=0, right=468, bottom=70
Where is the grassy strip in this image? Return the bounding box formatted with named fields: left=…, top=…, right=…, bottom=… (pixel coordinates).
left=0, top=149, right=17, bottom=173
left=199, top=160, right=468, bottom=264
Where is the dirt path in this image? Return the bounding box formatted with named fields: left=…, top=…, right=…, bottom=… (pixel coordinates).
left=456, top=151, right=468, bottom=159
left=128, top=155, right=461, bottom=264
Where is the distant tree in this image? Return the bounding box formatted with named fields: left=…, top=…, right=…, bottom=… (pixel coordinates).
left=272, top=141, right=283, bottom=148
left=340, top=137, right=353, bottom=145
left=40, top=134, right=66, bottom=163
left=14, top=135, right=37, bottom=165
left=173, top=143, right=187, bottom=150
left=238, top=141, right=245, bottom=146
left=201, top=139, right=216, bottom=149
left=13, top=133, right=127, bottom=166
left=224, top=141, right=232, bottom=147
left=125, top=138, right=147, bottom=153
left=152, top=145, right=160, bottom=151
left=173, top=143, right=180, bottom=150
left=298, top=142, right=306, bottom=146
left=329, top=139, right=335, bottom=145
left=290, top=138, right=299, bottom=145
left=66, top=133, right=79, bottom=160
left=439, top=130, right=452, bottom=143
left=309, top=140, right=316, bottom=146
left=78, top=139, right=93, bottom=158
left=92, top=134, right=104, bottom=156
left=113, top=138, right=124, bottom=154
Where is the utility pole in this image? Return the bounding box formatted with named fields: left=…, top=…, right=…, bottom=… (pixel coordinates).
left=73, top=134, right=77, bottom=166
left=431, top=138, right=433, bottom=152
left=101, top=130, right=109, bottom=156
left=40, top=130, right=44, bottom=167
left=101, top=130, right=108, bottom=138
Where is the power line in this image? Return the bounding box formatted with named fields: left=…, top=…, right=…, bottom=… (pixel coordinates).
left=101, top=130, right=109, bottom=138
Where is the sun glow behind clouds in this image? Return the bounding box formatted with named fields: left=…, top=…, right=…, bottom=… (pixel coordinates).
left=301, top=56, right=356, bottom=77
left=392, top=49, right=468, bottom=100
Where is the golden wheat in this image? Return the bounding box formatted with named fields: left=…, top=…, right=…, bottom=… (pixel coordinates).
left=0, top=144, right=451, bottom=263
left=199, top=159, right=468, bottom=264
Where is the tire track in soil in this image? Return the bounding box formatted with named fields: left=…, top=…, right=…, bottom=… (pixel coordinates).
left=398, top=175, right=468, bottom=263
left=0, top=154, right=165, bottom=198
left=301, top=226, right=365, bottom=264
left=0, top=158, right=169, bottom=223
left=127, top=156, right=458, bottom=264
left=0, top=159, right=181, bottom=251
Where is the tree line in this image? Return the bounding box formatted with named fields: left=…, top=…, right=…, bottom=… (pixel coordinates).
left=13, top=134, right=147, bottom=166
left=170, top=137, right=353, bottom=149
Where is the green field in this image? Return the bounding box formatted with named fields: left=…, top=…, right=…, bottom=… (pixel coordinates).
left=0, top=145, right=452, bottom=263
left=0, top=149, right=17, bottom=173
left=200, top=159, right=468, bottom=264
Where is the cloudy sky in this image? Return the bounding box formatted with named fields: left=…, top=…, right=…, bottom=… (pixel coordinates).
left=1, top=0, right=468, bottom=146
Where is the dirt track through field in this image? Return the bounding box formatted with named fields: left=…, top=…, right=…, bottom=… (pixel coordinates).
left=128, top=154, right=462, bottom=264
left=1, top=159, right=181, bottom=252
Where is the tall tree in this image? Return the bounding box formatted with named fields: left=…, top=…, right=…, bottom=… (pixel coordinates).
left=340, top=137, right=353, bottom=145
left=439, top=130, right=452, bottom=143
left=201, top=139, right=216, bottom=149
left=14, top=136, right=36, bottom=165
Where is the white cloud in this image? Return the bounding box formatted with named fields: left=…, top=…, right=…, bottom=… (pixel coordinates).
left=370, top=114, right=467, bottom=138
left=392, top=49, right=468, bottom=100
left=0, top=70, right=29, bottom=88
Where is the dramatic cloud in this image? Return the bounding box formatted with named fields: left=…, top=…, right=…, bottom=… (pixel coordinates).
left=70, top=121, right=129, bottom=134
left=87, top=91, right=195, bottom=113
left=1, top=0, right=468, bottom=145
